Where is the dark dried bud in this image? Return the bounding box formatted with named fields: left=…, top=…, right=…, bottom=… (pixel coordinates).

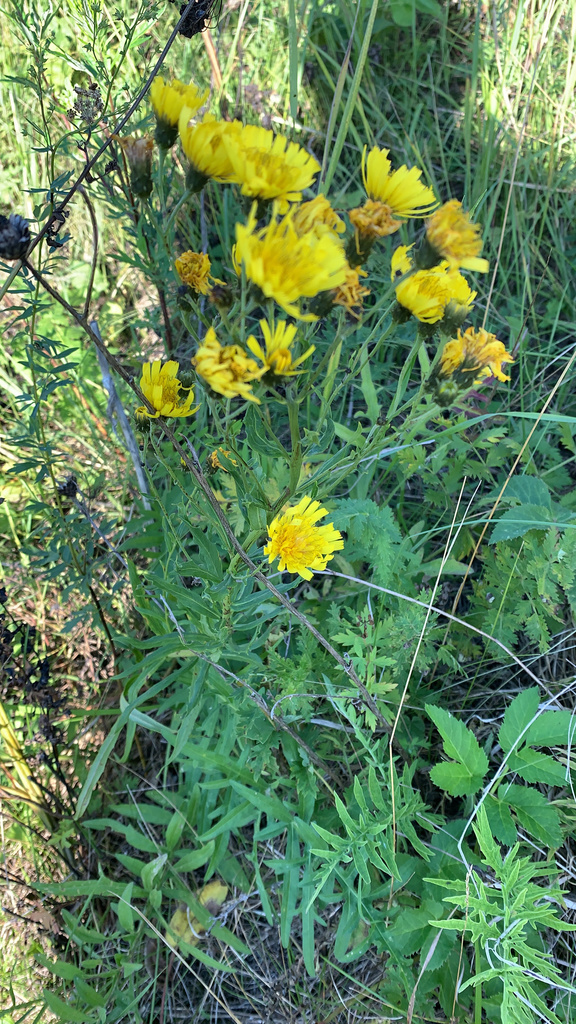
left=0, top=213, right=31, bottom=260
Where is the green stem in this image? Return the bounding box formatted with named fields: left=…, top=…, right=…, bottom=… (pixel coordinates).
left=386, top=332, right=426, bottom=421
left=287, top=390, right=302, bottom=495
left=474, top=938, right=482, bottom=1024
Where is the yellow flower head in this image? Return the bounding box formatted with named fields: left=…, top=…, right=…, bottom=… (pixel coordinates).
left=179, top=111, right=243, bottom=183
left=233, top=205, right=348, bottom=320
left=362, top=145, right=438, bottom=217
left=391, top=245, right=475, bottom=325
left=208, top=448, right=238, bottom=471
left=348, top=199, right=402, bottom=240
left=332, top=265, right=370, bottom=318
left=137, top=360, right=197, bottom=418
left=223, top=125, right=321, bottom=211
left=439, top=327, right=514, bottom=385
left=264, top=495, right=344, bottom=580
left=150, top=77, right=208, bottom=136
left=175, top=250, right=225, bottom=295
left=425, top=200, right=490, bottom=273
left=192, top=327, right=263, bottom=403
left=246, top=319, right=315, bottom=376
left=292, top=195, right=346, bottom=239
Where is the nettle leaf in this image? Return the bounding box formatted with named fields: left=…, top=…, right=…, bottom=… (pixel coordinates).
left=426, top=704, right=489, bottom=797
left=498, top=783, right=562, bottom=848
left=490, top=504, right=553, bottom=543
left=507, top=747, right=567, bottom=787
left=504, top=476, right=552, bottom=510
left=499, top=687, right=540, bottom=754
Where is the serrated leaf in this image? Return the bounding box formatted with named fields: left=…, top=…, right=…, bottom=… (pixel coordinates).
left=485, top=794, right=517, bottom=846
left=430, top=761, right=484, bottom=797
left=504, top=476, right=552, bottom=509
left=490, top=504, right=553, bottom=543
left=524, top=710, right=576, bottom=748
left=507, top=747, right=567, bottom=786
left=426, top=704, right=489, bottom=784
left=498, top=783, right=562, bottom=847
left=498, top=687, right=540, bottom=754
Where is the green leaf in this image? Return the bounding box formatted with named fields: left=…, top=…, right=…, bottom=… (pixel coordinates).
left=484, top=794, right=517, bottom=846
left=498, top=687, right=540, bottom=754
left=523, top=710, right=576, bottom=748
left=498, top=783, right=562, bottom=847
left=490, top=504, right=553, bottom=542
left=173, top=842, right=216, bottom=873
left=504, top=476, right=552, bottom=509
left=430, top=761, right=484, bottom=797
left=44, top=991, right=95, bottom=1023
left=507, top=748, right=567, bottom=787
left=426, top=704, right=489, bottom=796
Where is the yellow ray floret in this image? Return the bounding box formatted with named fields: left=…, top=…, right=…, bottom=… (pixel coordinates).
left=223, top=125, right=321, bottom=210
left=332, top=265, right=370, bottom=317
left=234, top=204, right=348, bottom=320
left=150, top=77, right=209, bottom=127
left=291, top=195, right=346, bottom=239
left=192, top=327, right=263, bottom=403
left=246, top=319, right=315, bottom=376
left=137, top=360, right=197, bottom=418
left=425, top=200, right=490, bottom=273
left=264, top=495, right=344, bottom=580
left=391, top=244, right=475, bottom=324
left=362, top=145, right=438, bottom=217
left=440, top=327, right=514, bottom=385
left=179, top=111, right=243, bottom=181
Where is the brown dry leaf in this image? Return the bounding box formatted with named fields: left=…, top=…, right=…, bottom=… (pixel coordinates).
left=165, top=880, right=228, bottom=949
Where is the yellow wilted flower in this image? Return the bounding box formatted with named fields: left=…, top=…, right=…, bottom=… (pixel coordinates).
left=423, top=200, right=490, bottom=273
left=193, top=327, right=263, bottom=403
left=116, top=135, right=154, bottom=198
left=331, top=265, right=370, bottom=318
left=264, top=495, right=344, bottom=580
left=150, top=77, right=209, bottom=147
left=179, top=110, right=243, bottom=188
left=348, top=198, right=402, bottom=240
left=246, top=319, right=315, bottom=376
left=223, top=125, right=320, bottom=211
left=292, top=195, right=346, bottom=239
left=175, top=250, right=225, bottom=295
left=136, top=360, right=197, bottom=418
left=166, top=881, right=228, bottom=950
left=362, top=145, right=438, bottom=217
left=439, top=327, right=513, bottom=385
left=233, top=204, right=348, bottom=320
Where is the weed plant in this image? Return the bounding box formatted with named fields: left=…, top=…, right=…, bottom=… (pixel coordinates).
left=1, top=0, right=576, bottom=1022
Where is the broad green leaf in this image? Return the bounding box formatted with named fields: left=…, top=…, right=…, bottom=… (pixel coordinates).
left=44, top=991, right=94, bottom=1023
left=507, top=748, right=567, bottom=787
left=498, top=687, right=540, bottom=753
left=426, top=704, right=489, bottom=784
left=499, top=783, right=562, bottom=848
left=174, top=842, right=215, bottom=873
left=524, top=710, right=575, bottom=748
left=115, top=882, right=135, bottom=933
left=490, top=504, right=553, bottom=543
left=430, top=761, right=484, bottom=797
left=504, top=476, right=552, bottom=509
left=485, top=794, right=517, bottom=846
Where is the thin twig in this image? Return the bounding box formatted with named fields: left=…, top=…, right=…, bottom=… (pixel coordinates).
left=79, top=186, right=99, bottom=319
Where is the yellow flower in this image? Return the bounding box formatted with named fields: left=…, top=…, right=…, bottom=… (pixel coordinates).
left=424, top=200, right=490, bottom=273
left=348, top=199, right=402, bottom=240
left=150, top=77, right=208, bottom=146
left=439, top=327, right=513, bottom=385
left=264, top=495, right=344, bottom=580
left=208, top=448, right=237, bottom=471
left=391, top=244, right=475, bottom=325
left=292, top=195, right=346, bottom=239
left=246, top=319, right=315, bottom=376
left=175, top=250, right=225, bottom=295
left=192, top=327, right=263, bottom=403
left=116, top=135, right=154, bottom=198
left=332, top=265, right=370, bottom=318
left=223, top=125, right=321, bottom=211
left=179, top=111, right=243, bottom=183
left=362, top=145, right=438, bottom=217
left=233, top=205, right=348, bottom=320
left=137, top=360, right=197, bottom=418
